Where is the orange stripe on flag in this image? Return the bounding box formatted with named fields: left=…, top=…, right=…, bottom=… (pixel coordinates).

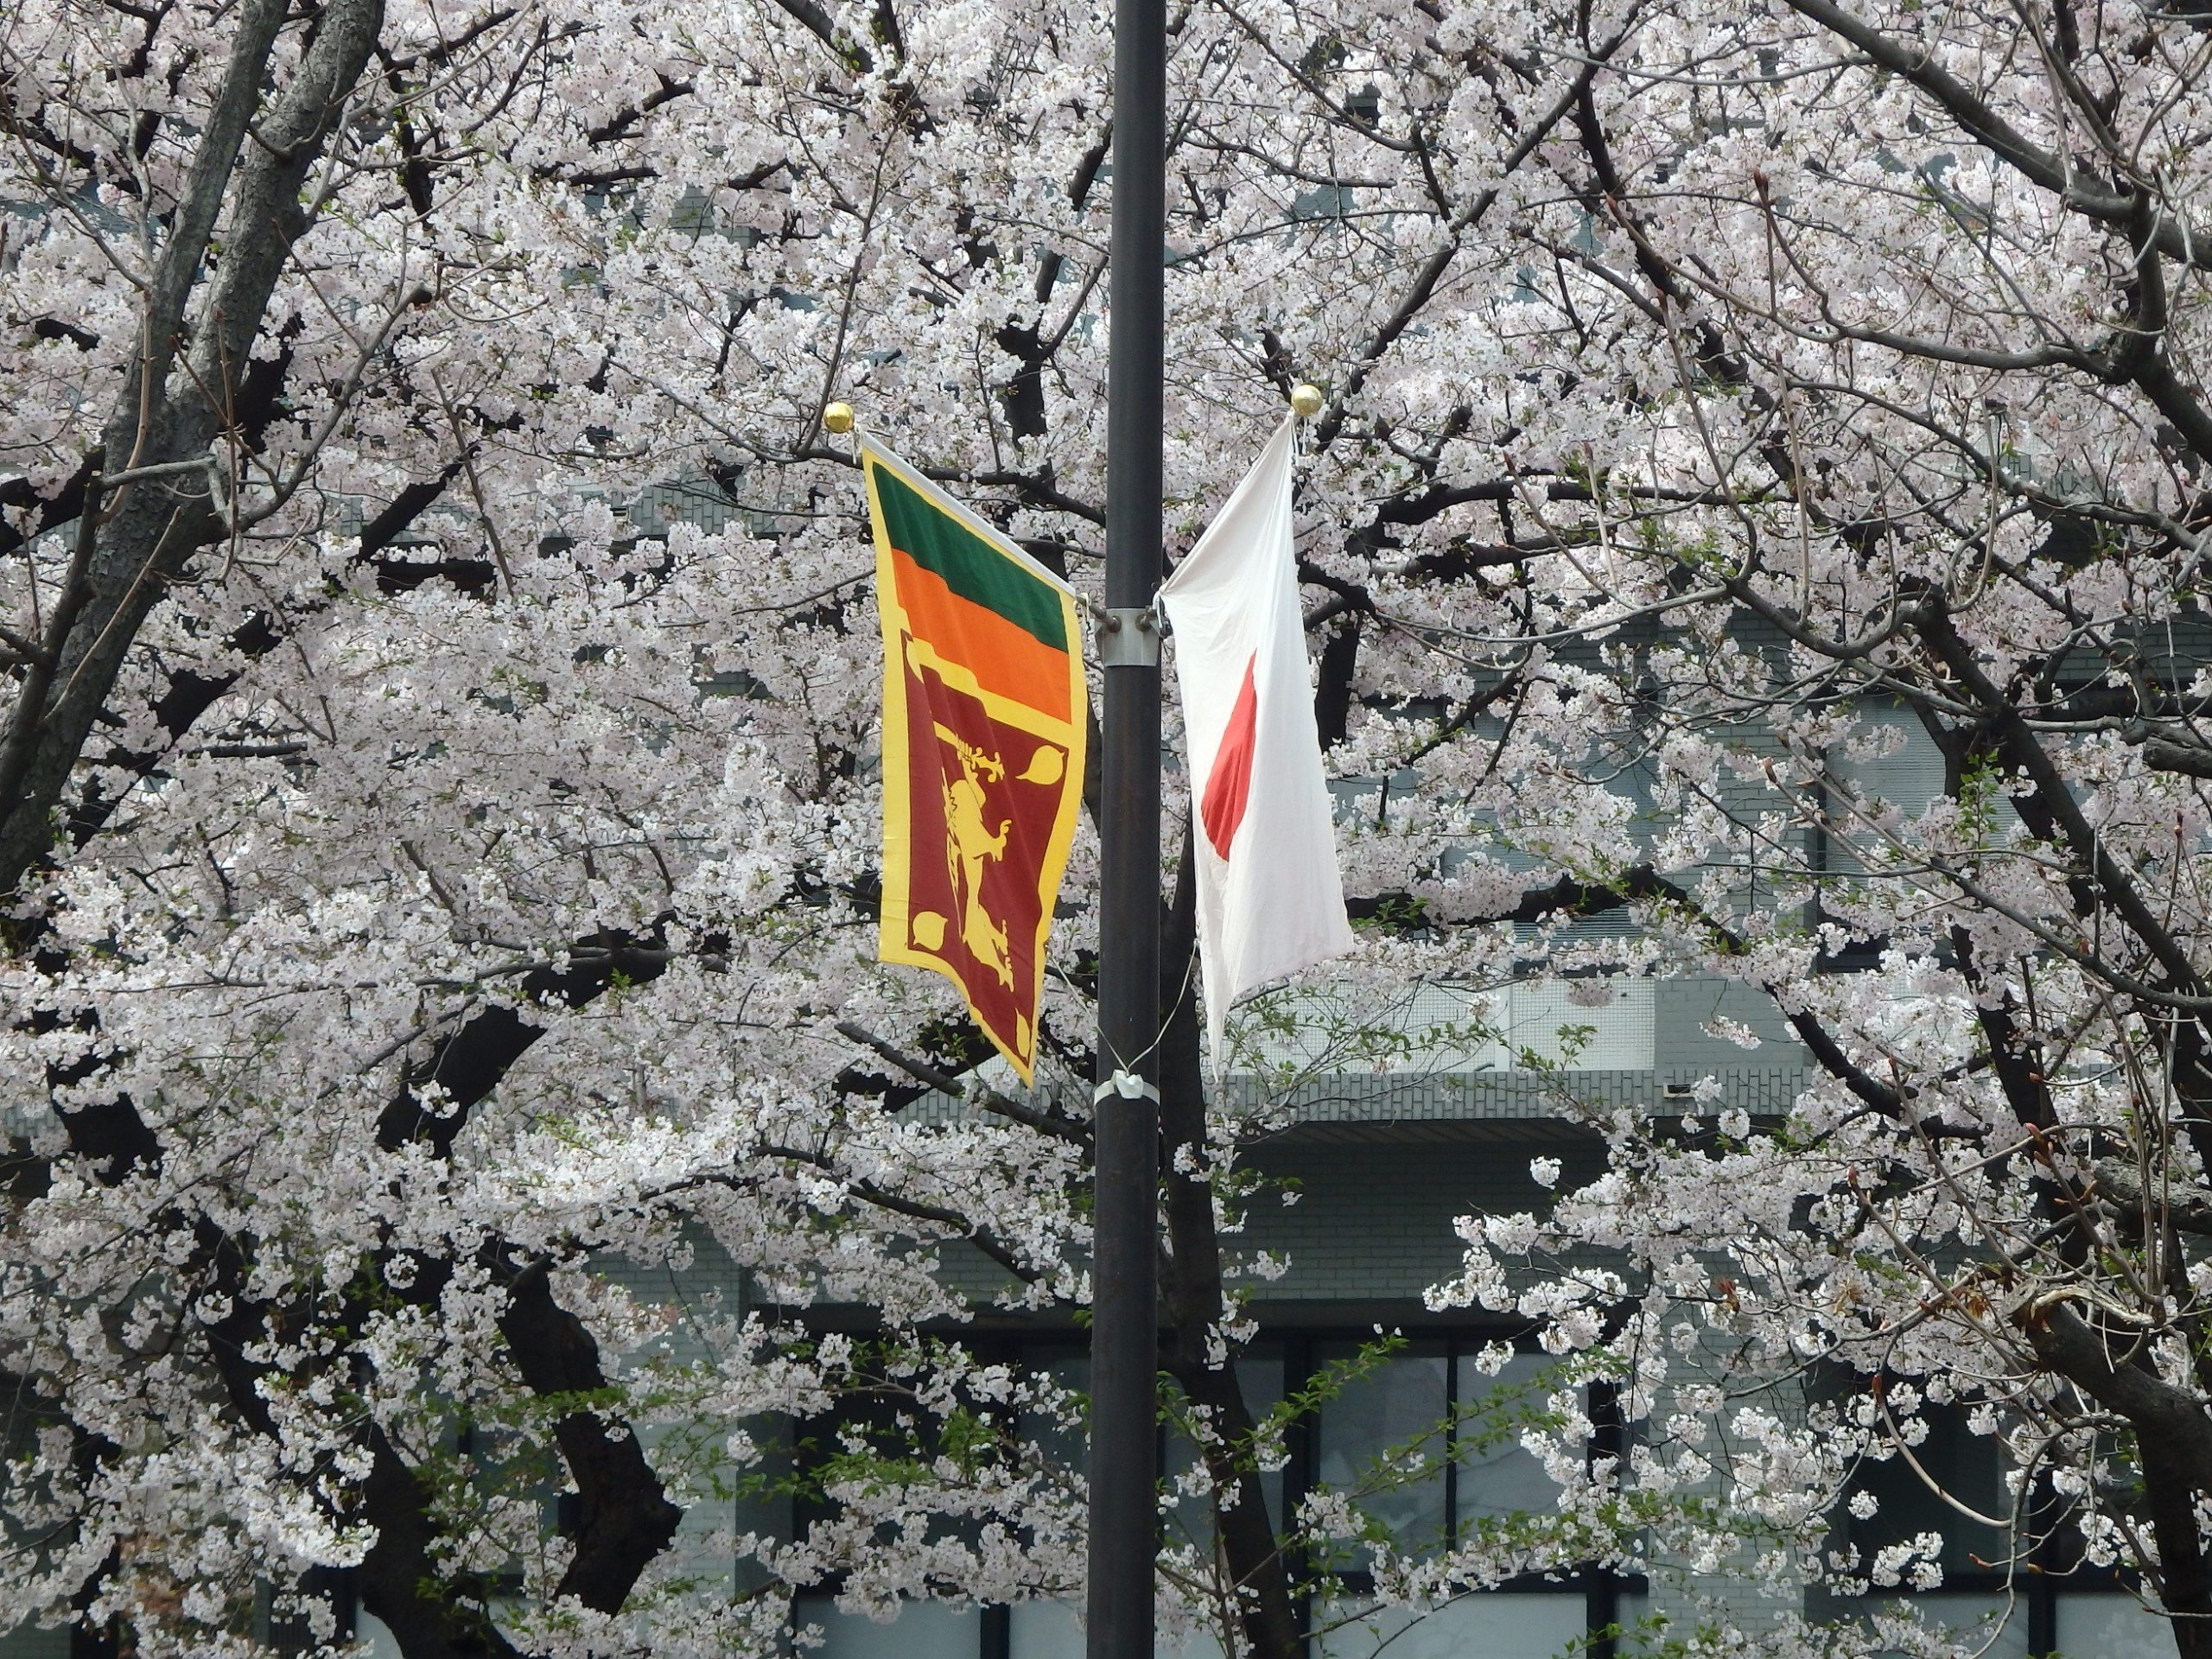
left=889, top=548, right=1071, bottom=721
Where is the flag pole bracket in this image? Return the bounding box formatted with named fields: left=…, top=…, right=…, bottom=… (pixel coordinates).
left=1093, top=1069, right=1161, bottom=1106
left=1098, top=607, right=1160, bottom=668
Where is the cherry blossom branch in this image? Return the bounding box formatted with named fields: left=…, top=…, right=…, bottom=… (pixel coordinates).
left=832, top=1019, right=1090, bottom=1144
left=1780, top=0, right=2212, bottom=271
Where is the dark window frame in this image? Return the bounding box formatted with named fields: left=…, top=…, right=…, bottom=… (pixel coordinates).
left=1284, top=1328, right=1639, bottom=1659
left=786, top=1322, right=1643, bottom=1658
left=1816, top=1379, right=2145, bottom=1658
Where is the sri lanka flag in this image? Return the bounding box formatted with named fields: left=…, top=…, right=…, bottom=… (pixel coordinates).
left=861, top=441, right=1087, bottom=1083
left=1158, top=415, right=1355, bottom=1072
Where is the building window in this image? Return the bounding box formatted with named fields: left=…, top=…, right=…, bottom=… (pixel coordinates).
left=1834, top=1399, right=2012, bottom=1591
left=1819, top=1389, right=2177, bottom=1656
left=1313, top=1594, right=1592, bottom=1659
left=1312, top=1339, right=1451, bottom=1565
left=1226, top=980, right=1656, bottom=1078
left=1813, top=703, right=1950, bottom=969
left=1305, top=1334, right=1624, bottom=1654
left=792, top=1331, right=1636, bottom=1658
left=2050, top=1594, right=2176, bottom=1658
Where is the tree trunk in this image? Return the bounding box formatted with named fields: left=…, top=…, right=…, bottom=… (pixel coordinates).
left=0, top=0, right=386, bottom=895
left=1156, top=827, right=1303, bottom=1659
left=355, top=1429, right=524, bottom=1659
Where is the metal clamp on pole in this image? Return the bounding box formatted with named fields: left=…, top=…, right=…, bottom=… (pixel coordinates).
left=1097, top=607, right=1160, bottom=668
left=1092, top=1069, right=1161, bottom=1106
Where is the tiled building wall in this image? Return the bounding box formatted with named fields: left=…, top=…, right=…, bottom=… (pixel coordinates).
left=1237, top=1129, right=1599, bottom=1306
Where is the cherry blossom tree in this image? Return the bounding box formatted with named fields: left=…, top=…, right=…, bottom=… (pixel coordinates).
left=6, top=0, right=2212, bottom=1655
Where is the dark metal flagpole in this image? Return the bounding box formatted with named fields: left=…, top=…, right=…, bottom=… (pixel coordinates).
left=1088, top=0, right=1165, bottom=1644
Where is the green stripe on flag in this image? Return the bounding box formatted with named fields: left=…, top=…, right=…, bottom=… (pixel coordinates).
left=872, top=465, right=1067, bottom=652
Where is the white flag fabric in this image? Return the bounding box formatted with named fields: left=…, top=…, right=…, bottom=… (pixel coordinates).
left=1159, top=414, right=1356, bottom=1072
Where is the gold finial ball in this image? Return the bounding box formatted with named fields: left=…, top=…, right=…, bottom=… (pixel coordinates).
left=823, top=402, right=855, bottom=435
left=1289, top=384, right=1325, bottom=419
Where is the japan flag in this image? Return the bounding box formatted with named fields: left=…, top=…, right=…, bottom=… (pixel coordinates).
left=1159, top=415, right=1356, bottom=1073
